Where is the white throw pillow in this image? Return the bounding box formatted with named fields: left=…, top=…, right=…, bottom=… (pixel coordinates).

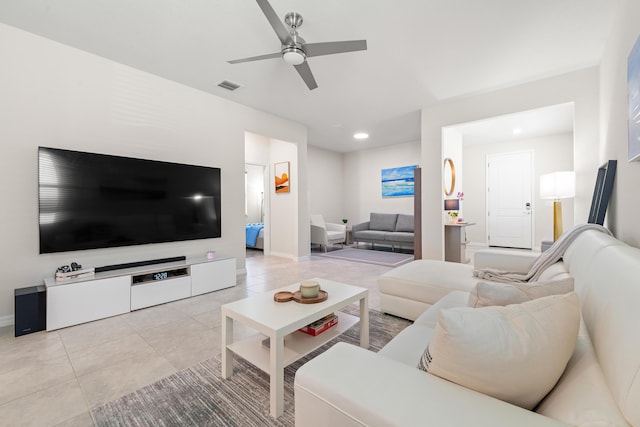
left=419, top=292, right=580, bottom=410
left=468, top=277, right=574, bottom=308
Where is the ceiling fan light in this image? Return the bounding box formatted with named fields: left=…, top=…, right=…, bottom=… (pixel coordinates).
left=282, top=48, right=305, bottom=65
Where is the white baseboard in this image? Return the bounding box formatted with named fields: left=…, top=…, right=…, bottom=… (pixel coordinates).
left=466, top=242, right=488, bottom=249
left=0, top=315, right=14, bottom=327
left=268, top=251, right=298, bottom=260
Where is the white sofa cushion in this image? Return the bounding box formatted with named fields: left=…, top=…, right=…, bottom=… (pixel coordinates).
left=571, top=242, right=640, bottom=426
left=537, top=261, right=572, bottom=281
left=379, top=291, right=469, bottom=367
left=378, top=260, right=476, bottom=305
left=536, top=319, right=631, bottom=427
left=295, top=342, right=569, bottom=427
left=467, top=277, right=574, bottom=308
left=420, top=292, right=580, bottom=410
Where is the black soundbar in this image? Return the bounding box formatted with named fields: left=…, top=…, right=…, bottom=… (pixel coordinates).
left=95, top=256, right=187, bottom=273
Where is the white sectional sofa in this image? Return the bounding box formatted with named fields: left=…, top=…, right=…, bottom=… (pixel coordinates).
left=376, top=249, right=571, bottom=321
left=294, top=229, right=640, bottom=426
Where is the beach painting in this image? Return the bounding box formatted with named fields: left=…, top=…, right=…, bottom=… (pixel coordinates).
left=274, top=161, right=290, bottom=193
left=629, top=33, right=640, bottom=161
left=381, top=165, right=418, bottom=197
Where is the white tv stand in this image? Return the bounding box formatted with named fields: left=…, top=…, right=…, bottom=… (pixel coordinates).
left=44, top=256, right=236, bottom=331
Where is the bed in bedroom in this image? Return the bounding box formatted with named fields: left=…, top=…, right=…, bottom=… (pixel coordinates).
left=246, top=223, right=264, bottom=250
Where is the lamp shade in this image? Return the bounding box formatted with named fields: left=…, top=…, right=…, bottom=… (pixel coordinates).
left=444, top=199, right=460, bottom=211
left=540, top=171, right=575, bottom=200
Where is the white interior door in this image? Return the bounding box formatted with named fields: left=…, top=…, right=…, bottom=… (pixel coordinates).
left=486, top=151, right=533, bottom=249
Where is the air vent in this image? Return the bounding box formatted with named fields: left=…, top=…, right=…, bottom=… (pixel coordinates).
left=217, top=80, right=241, bottom=91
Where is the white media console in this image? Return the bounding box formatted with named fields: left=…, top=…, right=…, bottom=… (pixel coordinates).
left=44, top=256, right=236, bottom=331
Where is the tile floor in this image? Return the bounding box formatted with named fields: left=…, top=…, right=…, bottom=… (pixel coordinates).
left=0, top=249, right=393, bottom=427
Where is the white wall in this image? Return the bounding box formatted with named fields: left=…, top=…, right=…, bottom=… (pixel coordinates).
left=422, top=68, right=599, bottom=260
left=462, top=133, right=574, bottom=248
left=269, top=139, right=300, bottom=258
left=342, top=141, right=421, bottom=226
left=599, top=0, right=640, bottom=247
left=245, top=132, right=271, bottom=166
left=245, top=164, right=265, bottom=224
left=0, top=24, right=306, bottom=323
left=307, top=145, right=345, bottom=224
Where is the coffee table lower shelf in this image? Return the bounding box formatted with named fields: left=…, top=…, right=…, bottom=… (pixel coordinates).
left=227, top=311, right=358, bottom=373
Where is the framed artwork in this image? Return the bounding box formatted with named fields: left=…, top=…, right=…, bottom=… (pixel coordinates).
left=381, top=165, right=418, bottom=197
left=274, top=161, right=290, bottom=193
left=588, top=160, right=617, bottom=225
left=628, top=33, right=640, bottom=161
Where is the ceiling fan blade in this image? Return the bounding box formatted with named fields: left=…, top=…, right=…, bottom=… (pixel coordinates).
left=227, top=52, right=281, bottom=64
left=294, top=61, right=318, bottom=90
left=304, top=40, right=367, bottom=58
left=255, top=0, right=293, bottom=45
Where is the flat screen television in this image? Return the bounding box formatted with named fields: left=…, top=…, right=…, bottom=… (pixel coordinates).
left=38, top=147, right=221, bottom=254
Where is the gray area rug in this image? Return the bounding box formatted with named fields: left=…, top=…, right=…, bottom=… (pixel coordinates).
left=92, top=308, right=411, bottom=427
left=317, top=247, right=414, bottom=267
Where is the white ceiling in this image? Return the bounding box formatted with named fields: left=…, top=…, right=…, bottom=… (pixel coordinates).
left=0, top=0, right=622, bottom=152
left=454, top=102, right=575, bottom=147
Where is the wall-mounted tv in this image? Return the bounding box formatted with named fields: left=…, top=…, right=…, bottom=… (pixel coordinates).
left=38, top=147, right=221, bottom=254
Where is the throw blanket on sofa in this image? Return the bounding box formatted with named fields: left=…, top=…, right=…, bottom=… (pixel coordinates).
left=245, top=223, right=264, bottom=247
left=474, top=223, right=613, bottom=283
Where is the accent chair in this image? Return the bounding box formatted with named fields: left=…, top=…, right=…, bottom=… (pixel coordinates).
left=310, top=214, right=346, bottom=252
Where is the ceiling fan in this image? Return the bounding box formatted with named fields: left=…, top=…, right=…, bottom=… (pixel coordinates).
left=227, top=0, right=367, bottom=90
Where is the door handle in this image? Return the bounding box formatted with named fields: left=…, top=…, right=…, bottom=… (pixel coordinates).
left=524, top=202, right=531, bottom=215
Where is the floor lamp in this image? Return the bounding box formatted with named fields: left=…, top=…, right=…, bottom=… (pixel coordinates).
left=540, top=171, right=575, bottom=241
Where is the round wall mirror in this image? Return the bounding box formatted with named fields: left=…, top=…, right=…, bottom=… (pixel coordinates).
left=443, top=158, right=456, bottom=196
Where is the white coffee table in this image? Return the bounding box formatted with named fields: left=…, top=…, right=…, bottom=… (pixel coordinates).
left=221, top=278, right=369, bottom=418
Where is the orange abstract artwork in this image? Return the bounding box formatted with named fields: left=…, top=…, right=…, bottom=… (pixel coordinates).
left=274, top=161, right=290, bottom=193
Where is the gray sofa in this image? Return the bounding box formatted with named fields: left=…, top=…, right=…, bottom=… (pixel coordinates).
left=352, top=213, right=414, bottom=250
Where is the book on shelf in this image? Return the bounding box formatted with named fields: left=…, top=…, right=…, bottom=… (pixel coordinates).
left=261, top=314, right=340, bottom=348
left=299, top=313, right=339, bottom=336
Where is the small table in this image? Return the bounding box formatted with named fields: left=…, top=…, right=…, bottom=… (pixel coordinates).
left=445, top=222, right=475, bottom=263
left=345, top=225, right=353, bottom=245
left=221, top=278, right=369, bottom=418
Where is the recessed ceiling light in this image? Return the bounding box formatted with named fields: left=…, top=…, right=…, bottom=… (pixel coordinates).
left=353, top=132, right=369, bottom=140
left=513, top=128, right=522, bottom=135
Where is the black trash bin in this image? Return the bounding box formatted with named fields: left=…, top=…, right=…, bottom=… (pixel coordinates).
left=14, top=285, right=46, bottom=337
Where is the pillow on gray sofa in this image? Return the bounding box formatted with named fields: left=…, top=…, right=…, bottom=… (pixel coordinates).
left=369, top=213, right=398, bottom=232
left=395, top=214, right=414, bottom=232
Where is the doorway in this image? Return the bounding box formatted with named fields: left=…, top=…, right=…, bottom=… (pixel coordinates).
left=486, top=151, right=533, bottom=249
left=245, top=163, right=266, bottom=253
left=445, top=102, right=574, bottom=250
